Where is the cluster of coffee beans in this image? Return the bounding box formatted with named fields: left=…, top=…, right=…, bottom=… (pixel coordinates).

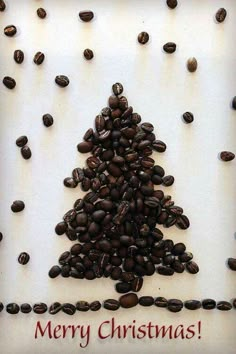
left=50, top=84, right=198, bottom=292
left=15, top=135, right=32, bottom=160
left=2, top=297, right=235, bottom=314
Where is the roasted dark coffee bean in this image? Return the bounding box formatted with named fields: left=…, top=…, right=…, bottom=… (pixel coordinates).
left=61, top=265, right=71, bottom=277
left=152, top=140, right=166, bottom=152
left=178, top=252, right=193, bottom=263
left=111, top=267, right=122, bottom=280
left=49, top=302, right=62, bottom=315
left=172, top=243, right=186, bottom=256
left=153, top=165, right=165, bottom=177
left=6, top=303, right=20, bottom=314
left=154, top=297, right=168, bottom=308
left=182, top=112, right=194, bottom=124
left=16, top=135, right=28, bottom=147
left=220, top=151, right=235, bottom=161
left=0, top=232, right=2, bottom=242
left=139, top=296, right=154, bottom=307
left=95, top=115, right=105, bottom=132
left=187, top=57, right=198, bottom=72
left=176, top=215, right=190, bottom=229
left=42, top=114, right=53, bottom=127
left=217, top=301, right=232, bottom=311
left=62, top=303, right=76, bottom=315
left=55, top=75, right=69, bottom=87
left=108, top=95, right=119, bottom=109
left=0, top=0, right=6, bottom=11
left=55, top=222, right=67, bottom=235
left=84, top=270, right=95, bottom=280
left=59, top=251, right=71, bottom=265
left=37, top=8, right=47, bottom=19
left=168, top=299, right=183, bottom=313
left=64, top=177, right=77, bottom=188
left=112, top=83, right=123, bottom=96
left=90, top=301, right=101, bottom=311
left=138, top=31, right=149, bottom=44
left=172, top=260, right=185, bottom=273
left=63, top=209, right=76, bottom=223
left=104, top=299, right=120, bottom=311
left=119, top=96, right=128, bottom=110
left=215, top=8, right=227, bottom=23
left=141, top=122, right=153, bottom=133
left=185, top=300, right=201, bottom=310
left=3, top=76, right=16, bottom=89
left=48, top=265, right=61, bottom=278
left=163, top=42, right=176, bottom=53
left=232, top=97, right=236, bottom=110
left=163, top=254, right=175, bottom=265
left=116, top=282, right=131, bottom=293
left=157, top=266, right=174, bottom=276
left=34, top=51, right=45, bottom=65
left=20, top=303, right=32, bottom=313
left=83, top=128, right=94, bottom=141
left=77, top=141, right=93, bottom=153
left=4, top=25, right=17, bottom=37
left=162, top=175, right=174, bottom=186
left=79, top=10, right=94, bottom=22
left=166, top=0, right=177, bottom=9
left=18, top=252, right=30, bottom=265
left=76, top=301, right=90, bottom=312
left=233, top=299, right=236, bottom=309
left=202, top=299, right=216, bottom=310
left=83, top=48, right=94, bottom=60
left=186, top=261, right=199, bottom=274
left=21, top=146, right=32, bottom=160
left=33, top=303, right=47, bottom=314
left=228, top=258, right=236, bottom=271
left=14, top=49, right=24, bottom=64
left=119, top=293, right=138, bottom=308
left=122, top=272, right=135, bottom=283
left=86, top=156, right=100, bottom=169
left=72, top=168, right=84, bottom=183
left=11, top=200, right=25, bottom=212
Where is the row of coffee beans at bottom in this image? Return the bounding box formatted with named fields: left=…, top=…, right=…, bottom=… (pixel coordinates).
left=1, top=296, right=236, bottom=314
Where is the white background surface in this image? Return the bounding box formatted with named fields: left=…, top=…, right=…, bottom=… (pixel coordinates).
left=0, top=0, right=236, bottom=353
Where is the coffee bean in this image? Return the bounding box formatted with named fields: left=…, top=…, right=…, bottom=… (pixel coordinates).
left=215, top=8, right=227, bottom=23
left=182, top=112, right=194, bottom=124
left=6, top=303, right=20, bottom=314
left=33, top=303, right=47, bottom=314
left=20, top=303, right=32, bottom=313
left=139, top=296, right=154, bottom=306
left=217, top=301, right=232, bottom=311
left=18, top=252, right=30, bottom=265
left=166, top=0, right=177, bottom=9
left=176, top=215, right=190, bottom=230
left=79, top=10, right=94, bottom=22
left=152, top=140, right=166, bottom=152
left=42, top=114, right=53, bottom=127
left=11, top=200, right=25, bottom=212
left=84, top=48, right=94, bottom=60
left=4, top=25, right=17, bottom=37
left=55, top=222, right=67, bottom=235
left=48, top=265, right=61, bottom=278
left=112, top=83, right=123, bottom=96
left=34, top=52, right=45, bottom=65
left=202, top=299, right=216, bottom=310
left=187, top=57, right=198, bottom=72
left=14, top=49, right=24, bottom=64
left=37, top=8, right=47, bottom=19
left=232, top=97, right=236, bottom=110
left=55, top=75, right=70, bottom=87
left=104, top=299, right=120, bottom=311
left=172, top=260, right=185, bottom=273
left=228, top=258, right=236, bottom=271
left=116, top=282, right=131, bottom=293
left=16, top=135, right=28, bottom=147
left=49, top=302, right=62, bottom=315
left=233, top=299, right=236, bottom=309
left=64, top=177, right=77, bottom=188
left=162, top=175, right=174, bottom=186
left=63, top=209, right=76, bottom=223
left=119, top=293, right=138, bottom=308
left=0, top=232, right=3, bottom=242
left=77, top=141, right=93, bottom=153
left=59, top=251, right=71, bottom=265
left=62, top=303, right=76, bottom=315
left=75, top=301, right=89, bottom=312
left=172, top=243, right=186, bottom=256
left=168, top=299, right=183, bottom=312
left=179, top=252, right=193, bottom=263
left=220, top=151, right=235, bottom=162
left=163, top=42, right=176, bottom=53
left=154, top=297, right=168, bottom=308
left=21, top=146, right=32, bottom=159
left=184, top=300, right=201, bottom=310
left=0, top=0, right=6, bottom=11
left=90, top=301, right=101, bottom=311
left=3, top=76, right=16, bottom=89
left=186, top=261, right=199, bottom=274
left=157, top=266, right=174, bottom=276
left=138, top=32, right=149, bottom=45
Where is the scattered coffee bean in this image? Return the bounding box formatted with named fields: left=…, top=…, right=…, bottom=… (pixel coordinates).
left=138, top=32, right=149, bottom=45
left=33, top=303, right=47, bottom=314
left=18, top=252, right=30, bottom=265
left=154, top=297, right=168, bottom=308
left=119, top=293, right=138, bottom=308
left=217, top=301, right=232, bottom=311
left=55, top=75, right=70, bottom=87
left=21, top=146, right=32, bottom=160
left=62, top=303, right=76, bottom=315
left=163, top=42, right=176, bottom=53
left=182, top=112, right=194, bottom=124
left=79, top=10, right=94, bottom=22
left=83, top=49, right=94, bottom=60
left=3, top=76, right=16, bottom=89
left=220, top=151, right=235, bottom=162
left=37, top=8, right=47, bottom=19
left=20, top=303, right=32, bottom=313
left=186, top=261, right=199, bottom=274
left=232, top=97, right=236, bottom=110
left=14, top=49, right=24, bottom=64
left=33, top=51, right=45, bottom=65
left=168, top=299, right=183, bottom=312
left=42, top=114, right=53, bottom=127
left=48, top=265, right=61, bottom=278
left=187, top=57, right=198, bottom=72
left=215, top=8, right=227, bottom=23
left=184, top=300, right=201, bottom=310
left=104, top=299, right=120, bottom=311
left=228, top=258, right=236, bottom=271
left=16, top=135, right=28, bottom=147
left=166, top=0, right=177, bottom=9
left=11, top=200, right=25, bottom=213
left=4, top=25, right=17, bottom=37
left=6, top=303, right=20, bottom=314
left=0, top=0, right=6, bottom=11
left=139, top=296, right=154, bottom=307
left=112, top=83, right=123, bottom=96
left=49, top=302, right=62, bottom=315
left=90, top=301, right=101, bottom=311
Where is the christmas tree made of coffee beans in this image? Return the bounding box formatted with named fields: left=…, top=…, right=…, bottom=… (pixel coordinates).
left=49, top=83, right=199, bottom=293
